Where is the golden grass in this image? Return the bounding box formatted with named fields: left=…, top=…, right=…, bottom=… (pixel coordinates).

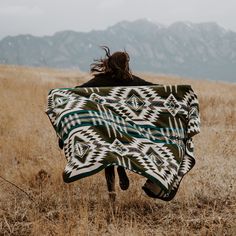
left=0, top=65, right=235, bottom=236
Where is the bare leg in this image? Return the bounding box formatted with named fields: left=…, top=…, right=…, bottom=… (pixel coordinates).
left=105, top=166, right=116, bottom=201
left=117, top=166, right=129, bottom=190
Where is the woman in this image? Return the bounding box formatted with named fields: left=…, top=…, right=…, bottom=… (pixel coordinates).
left=60, top=46, right=155, bottom=200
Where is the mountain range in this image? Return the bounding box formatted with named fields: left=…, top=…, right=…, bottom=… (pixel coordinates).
left=0, top=19, right=236, bottom=82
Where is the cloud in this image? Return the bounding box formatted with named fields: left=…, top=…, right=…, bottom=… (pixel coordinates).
left=0, top=0, right=236, bottom=39
left=98, top=0, right=125, bottom=10
left=0, top=5, right=43, bottom=16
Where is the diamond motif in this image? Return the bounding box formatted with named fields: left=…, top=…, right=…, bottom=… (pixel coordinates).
left=109, top=138, right=128, bottom=156
left=53, top=94, right=69, bottom=108
left=164, top=94, right=181, bottom=116
left=125, top=94, right=145, bottom=111
left=73, top=137, right=90, bottom=163
left=148, top=152, right=164, bottom=166
left=146, top=147, right=164, bottom=166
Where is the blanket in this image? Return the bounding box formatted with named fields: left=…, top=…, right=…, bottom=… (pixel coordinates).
left=46, top=85, right=200, bottom=200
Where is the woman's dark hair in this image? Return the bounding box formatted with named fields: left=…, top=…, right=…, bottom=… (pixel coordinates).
left=90, top=46, right=133, bottom=80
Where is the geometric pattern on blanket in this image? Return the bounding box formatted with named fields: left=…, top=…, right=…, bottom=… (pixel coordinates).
left=46, top=85, right=200, bottom=201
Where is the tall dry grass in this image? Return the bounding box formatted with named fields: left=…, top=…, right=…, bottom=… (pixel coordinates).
left=0, top=65, right=235, bottom=236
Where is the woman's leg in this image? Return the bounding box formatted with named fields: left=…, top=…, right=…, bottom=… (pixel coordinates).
left=105, top=166, right=116, bottom=201
left=117, top=166, right=129, bottom=190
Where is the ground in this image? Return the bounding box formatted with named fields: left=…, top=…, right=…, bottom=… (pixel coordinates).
left=0, top=65, right=235, bottom=235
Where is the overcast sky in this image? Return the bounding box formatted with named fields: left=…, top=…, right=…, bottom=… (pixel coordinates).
left=0, top=0, right=236, bottom=39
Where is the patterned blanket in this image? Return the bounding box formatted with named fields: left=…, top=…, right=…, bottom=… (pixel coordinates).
left=46, top=85, right=200, bottom=200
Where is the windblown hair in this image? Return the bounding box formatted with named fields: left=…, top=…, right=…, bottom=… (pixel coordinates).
left=90, top=46, right=133, bottom=80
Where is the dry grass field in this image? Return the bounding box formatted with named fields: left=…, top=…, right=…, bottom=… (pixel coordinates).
left=0, top=65, right=235, bottom=236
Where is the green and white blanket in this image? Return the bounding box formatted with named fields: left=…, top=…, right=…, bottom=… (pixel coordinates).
left=46, top=85, right=200, bottom=200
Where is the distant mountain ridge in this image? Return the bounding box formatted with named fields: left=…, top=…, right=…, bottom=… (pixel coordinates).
left=0, top=19, right=236, bottom=82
